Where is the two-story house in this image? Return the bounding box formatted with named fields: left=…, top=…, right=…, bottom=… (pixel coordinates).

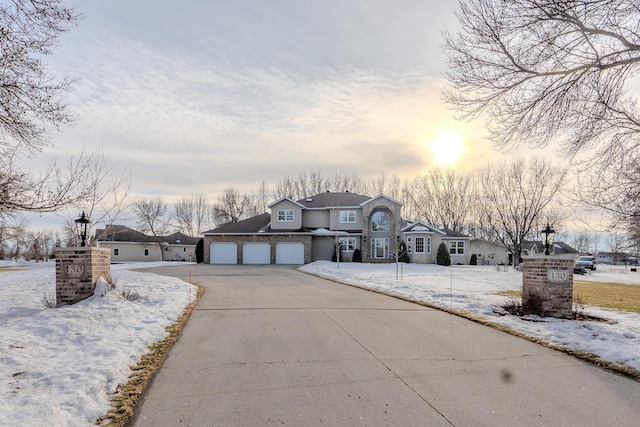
left=202, top=191, right=471, bottom=265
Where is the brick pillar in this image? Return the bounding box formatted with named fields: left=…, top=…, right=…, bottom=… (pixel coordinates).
left=522, top=256, right=574, bottom=318
left=55, top=247, right=111, bottom=306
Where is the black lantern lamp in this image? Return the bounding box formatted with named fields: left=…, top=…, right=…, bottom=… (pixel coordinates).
left=541, top=223, right=555, bottom=256
left=75, top=211, right=91, bottom=247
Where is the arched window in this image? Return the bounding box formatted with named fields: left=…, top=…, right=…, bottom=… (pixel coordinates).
left=371, top=211, right=389, bottom=232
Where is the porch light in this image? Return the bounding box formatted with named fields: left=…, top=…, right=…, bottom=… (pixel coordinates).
left=541, top=223, right=555, bottom=256
left=75, top=211, right=91, bottom=247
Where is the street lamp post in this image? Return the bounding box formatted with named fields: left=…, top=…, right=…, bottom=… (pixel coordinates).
left=541, top=223, right=555, bottom=256
left=75, top=211, right=91, bottom=247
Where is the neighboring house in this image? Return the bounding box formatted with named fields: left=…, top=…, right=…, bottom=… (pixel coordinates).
left=469, top=239, right=510, bottom=265
left=521, top=241, right=579, bottom=257
left=95, top=225, right=198, bottom=263
left=595, top=251, right=628, bottom=265
left=202, top=191, right=471, bottom=265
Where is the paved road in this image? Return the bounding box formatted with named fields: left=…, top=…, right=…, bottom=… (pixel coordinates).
left=129, top=265, right=640, bottom=426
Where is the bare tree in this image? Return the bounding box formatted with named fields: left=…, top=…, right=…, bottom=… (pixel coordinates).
left=211, top=188, right=252, bottom=226
left=478, top=157, right=567, bottom=265
left=570, top=232, right=594, bottom=255
left=274, top=170, right=368, bottom=200
left=1, top=1, right=84, bottom=215
left=174, top=194, right=210, bottom=237
left=443, top=0, right=640, bottom=230
left=247, top=181, right=271, bottom=218
left=408, top=168, right=476, bottom=233
left=132, top=197, right=169, bottom=237
left=74, top=149, right=132, bottom=242
left=365, top=172, right=403, bottom=201
left=0, top=0, right=80, bottom=153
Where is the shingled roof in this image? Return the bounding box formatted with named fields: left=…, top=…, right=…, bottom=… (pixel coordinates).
left=95, top=225, right=200, bottom=244
left=295, top=191, right=371, bottom=208
left=202, top=213, right=272, bottom=234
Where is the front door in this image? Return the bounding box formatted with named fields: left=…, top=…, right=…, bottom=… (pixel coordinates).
left=372, top=238, right=388, bottom=259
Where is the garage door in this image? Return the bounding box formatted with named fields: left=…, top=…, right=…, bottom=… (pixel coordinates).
left=210, top=242, right=237, bottom=264
left=243, top=242, right=271, bottom=264
left=276, top=242, right=304, bottom=265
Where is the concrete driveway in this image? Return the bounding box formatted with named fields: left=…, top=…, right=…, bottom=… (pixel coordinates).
left=129, top=265, right=640, bottom=426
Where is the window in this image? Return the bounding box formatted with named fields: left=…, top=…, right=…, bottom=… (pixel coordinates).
left=449, top=241, right=465, bottom=255
left=415, top=237, right=425, bottom=254
left=144, top=249, right=149, bottom=256
left=339, top=210, right=357, bottom=223
left=183, top=247, right=186, bottom=252
left=426, top=237, right=431, bottom=254
left=371, top=211, right=389, bottom=231
left=407, top=237, right=412, bottom=254
left=113, top=248, right=119, bottom=256
left=277, top=209, right=294, bottom=222
left=338, top=237, right=356, bottom=252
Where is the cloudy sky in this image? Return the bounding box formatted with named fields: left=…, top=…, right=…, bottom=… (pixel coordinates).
left=16, top=0, right=561, bottom=234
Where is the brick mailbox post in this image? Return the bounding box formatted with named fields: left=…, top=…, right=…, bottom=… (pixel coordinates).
left=521, top=255, right=574, bottom=318
left=55, top=247, right=111, bottom=306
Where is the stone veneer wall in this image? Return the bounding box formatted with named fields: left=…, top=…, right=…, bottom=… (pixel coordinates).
left=203, top=235, right=313, bottom=264
left=55, top=247, right=111, bottom=306
left=361, top=197, right=402, bottom=263
left=522, top=256, right=574, bottom=318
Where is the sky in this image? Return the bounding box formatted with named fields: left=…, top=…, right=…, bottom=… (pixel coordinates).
left=19, top=0, right=556, bottom=232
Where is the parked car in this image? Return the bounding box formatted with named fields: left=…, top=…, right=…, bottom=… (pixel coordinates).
left=574, top=255, right=597, bottom=271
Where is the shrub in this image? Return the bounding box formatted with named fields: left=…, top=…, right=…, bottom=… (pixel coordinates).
left=470, top=253, right=478, bottom=265
left=522, top=290, right=545, bottom=316
left=436, top=242, right=451, bottom=266
left=195, top=239, right=204, bottom=263
left=352, top=248, right=362, bottom=262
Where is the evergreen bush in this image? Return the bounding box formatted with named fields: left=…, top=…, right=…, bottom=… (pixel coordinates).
left=195, top=239, right=204, bottom=263
left=470, top=253, right=478, bottom=265
left=436, top=242, right=451, bottom=266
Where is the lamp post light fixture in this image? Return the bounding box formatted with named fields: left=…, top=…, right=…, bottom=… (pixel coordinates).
left=75, top=211, right=91, bottom=247
left=541, top=223, right=555, bottom=256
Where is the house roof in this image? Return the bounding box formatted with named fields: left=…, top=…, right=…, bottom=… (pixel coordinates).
left=523, top=240, right=578, bottom=254
left=439, top=228, right=470, bottom=239
left=296, top=191, right=371, bottom=208
left=360, top=193, right=403, bottom=207
left=266, top=196, right=306, bottom=209
left=95, top=225, right=156, bottom=243
left=401, top=221, right=444, bottom=235
left=95, top=225, right=200, bottom=245
left=202, top=213, right=272, bottom=234
left=163, top=232, right=200, bottom=246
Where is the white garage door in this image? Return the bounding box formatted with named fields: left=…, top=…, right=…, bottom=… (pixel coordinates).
left=243, top=243, right=271, bottom=264
left=276, top=242, right=304, bottom=265
left=210, top=242, right=237, bottom=264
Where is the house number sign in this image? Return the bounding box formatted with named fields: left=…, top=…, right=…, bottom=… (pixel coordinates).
left=548, top=270, right=569, bottom=283
left=65, top=264, right=85, bottom=278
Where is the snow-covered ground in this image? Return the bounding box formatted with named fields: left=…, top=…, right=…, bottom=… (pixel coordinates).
left=300, top=261, right=640, bottom=373
left=2, top=260, right=639, bottom=426
left=0, top=261, right=197, bottom=427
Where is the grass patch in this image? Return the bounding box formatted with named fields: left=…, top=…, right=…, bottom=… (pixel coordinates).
left=96, top=283, right=203, bottom=426
left=498, top=281, right=640, bottom=314
left=0, top=268, right=24, bottom=273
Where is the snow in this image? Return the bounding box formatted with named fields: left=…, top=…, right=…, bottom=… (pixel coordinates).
left=2, top=259, right=639, bottom=425
left=299, top=261, right=640, bottom=373
left=1, top=261, right=197, bottom=426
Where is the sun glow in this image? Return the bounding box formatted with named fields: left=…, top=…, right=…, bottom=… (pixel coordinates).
left=429, top=130, right=465, bottom=166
